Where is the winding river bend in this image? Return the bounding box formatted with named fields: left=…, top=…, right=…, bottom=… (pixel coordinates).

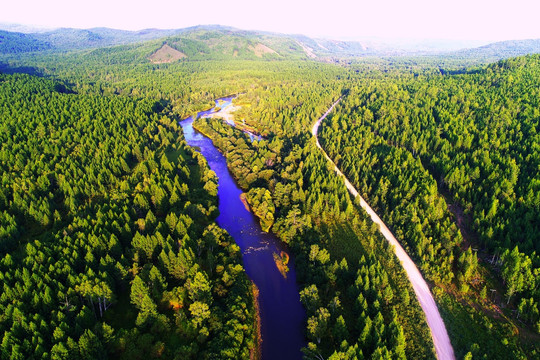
left=181, top=98, right=306, bottom=360
left=313, top=98, right=456, bottom=360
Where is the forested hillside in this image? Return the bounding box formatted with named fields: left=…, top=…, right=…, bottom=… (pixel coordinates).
left=320, top=55, right=540, bottom=358
left=0, top=30, right=52, bottom=53
left=0, top=74, right=257, bottom=359
left=0, top=27, right=311, bottom=59
left=450, top=39, right=540, bottom=62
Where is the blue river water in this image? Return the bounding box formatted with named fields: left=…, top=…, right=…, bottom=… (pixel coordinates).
left=180, top=98, right=306, bottom=360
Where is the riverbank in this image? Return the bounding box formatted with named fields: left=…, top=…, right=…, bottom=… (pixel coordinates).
left=202, top=97, right=265, bottom=141
left=204, top=103, right=242, bottom=123
left=250, top=282, right=262, bottom=360
left=240, top=193, right=251, bottom=212
left=180, top=97, right=306, bottom=360
left=192, top=120, right=260, bottom=186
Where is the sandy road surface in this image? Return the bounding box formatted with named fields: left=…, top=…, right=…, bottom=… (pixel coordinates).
left=312, top=98, right=455, bottom=360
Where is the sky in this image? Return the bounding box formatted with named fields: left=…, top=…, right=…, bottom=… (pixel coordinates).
left=2, top=0, right=540, bottom=42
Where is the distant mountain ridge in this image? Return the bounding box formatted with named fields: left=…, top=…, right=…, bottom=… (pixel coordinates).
left=0, top=26, right=187, bottom=52
left=0, top=30, right=52, bottom=53
left=1, top=24, right=540, bottom=61
left=450, top=39, right=540, bottom=60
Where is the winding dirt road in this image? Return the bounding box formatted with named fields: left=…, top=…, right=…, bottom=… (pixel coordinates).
left=312, top=98, right=455, bottom=360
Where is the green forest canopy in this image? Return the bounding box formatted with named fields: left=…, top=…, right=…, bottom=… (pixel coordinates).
left=0, top=36, right=538, bottom=360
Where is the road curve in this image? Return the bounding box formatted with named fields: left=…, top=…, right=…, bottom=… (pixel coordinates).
left=312, top=98, right=455, bottom=360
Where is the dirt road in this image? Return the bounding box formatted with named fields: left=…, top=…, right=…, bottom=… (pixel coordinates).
left=312, top=98, right=455, bottom=360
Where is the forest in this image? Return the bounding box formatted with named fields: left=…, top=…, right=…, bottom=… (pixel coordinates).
left=193, top=85, right=434, bottom=359
left=0, top=30, right=539, bottom=360
left=319, top=55, right=540, bottom=357
left=0, top=73, right=258, bottom=359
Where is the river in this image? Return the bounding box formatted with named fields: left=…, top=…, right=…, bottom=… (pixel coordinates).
left=180, top=97, right=306, bottom=360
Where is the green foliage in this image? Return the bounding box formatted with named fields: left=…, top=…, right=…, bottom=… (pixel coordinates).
left=0, top=30, right=52, bottom=53
left=3, top=31, right=539, bottom=359
left=246, top=188, right=275, bottom=232
left=320, top=126, right=463, bottom=285
left=501, top=247, right=537, bottom=305
left=191, top=68, right=436, bottom=359
left=307, top=307, right=331, bottom=344
left=517, top=298, right=540, bottom=332
left=189, top=301, right=211, bottom=328
left=320, top=54, right=540, bottom=355
left=435, top=292, right=536, bottom=359
left=0, top=73, right=257, bottom=359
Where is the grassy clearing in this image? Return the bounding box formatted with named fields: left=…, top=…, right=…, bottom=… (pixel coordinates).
left=435, top=292, right=539, bottom=359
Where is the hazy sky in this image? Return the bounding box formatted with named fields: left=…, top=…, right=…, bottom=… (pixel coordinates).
left=3, top=0, right=540, bottom=41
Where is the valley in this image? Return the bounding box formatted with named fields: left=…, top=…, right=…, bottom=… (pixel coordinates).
left=0, top=24, right=538, bottom=360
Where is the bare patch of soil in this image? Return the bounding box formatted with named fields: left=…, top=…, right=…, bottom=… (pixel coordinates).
left=296, top=41, right=317, bottom=58
left=249, top=43, right=277, bottom=57
left=240, top=193, right=251, bottom=212
left=148, top=44, right=186, bottom=64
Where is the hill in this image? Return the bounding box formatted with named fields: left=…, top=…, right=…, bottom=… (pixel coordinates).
left=32, top=27, right=183, bottom=50
left=450, top=39, right=540, bottom=61
left=0, top=26, right=314, bottom=60
left=0, top=24, right=436, bottom=58
left=156, top=29, right=303, bottom=60
left=3, top=24, right=540, bottom=62
left=0, top=30, right=52, bottom=53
